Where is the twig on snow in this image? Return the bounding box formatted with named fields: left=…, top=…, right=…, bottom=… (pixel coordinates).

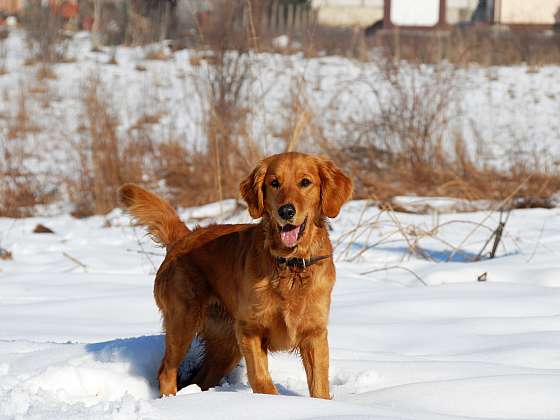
left=133, top=227, right=157, bottom=272
left=62, top=252, right=87, bottom=271
left=526, top=220, right=547, bottom=263
left=448, top=176, right=529, bottom=262
left=360, top=265, right=428, bottom=286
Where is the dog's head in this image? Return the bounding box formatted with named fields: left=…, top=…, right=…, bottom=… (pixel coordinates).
left=240, top=152, right=352, bottom=251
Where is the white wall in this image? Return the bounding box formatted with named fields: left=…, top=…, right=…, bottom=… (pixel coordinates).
left=496, top=0, right=560, bottom=24
left=312, top=0, right=384, bottom=27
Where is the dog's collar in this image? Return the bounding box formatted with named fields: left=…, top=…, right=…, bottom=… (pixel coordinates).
left=275, top=254, right=331, bottom=269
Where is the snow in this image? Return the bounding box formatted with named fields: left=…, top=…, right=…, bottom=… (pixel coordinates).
left=2, top=201, right=560, bottom=419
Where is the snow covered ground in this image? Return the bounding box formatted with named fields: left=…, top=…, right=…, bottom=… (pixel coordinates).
left=2, top=200, right=560, bottom=419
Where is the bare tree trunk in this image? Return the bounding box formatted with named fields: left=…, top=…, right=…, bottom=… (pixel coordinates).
left=92, top=0, right=103, bottom=49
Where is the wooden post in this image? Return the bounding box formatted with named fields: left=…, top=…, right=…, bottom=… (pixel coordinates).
left=274, top=0, right=279, bottom=30
left=159, top=1, right=170, bottom=41
left=288, top=2, right=294, bottom=32
left=438, top=0, right=447, bottom=27
left=384, top=0, right=393, bottom=29
left=294, top=3, right=300, bottom=31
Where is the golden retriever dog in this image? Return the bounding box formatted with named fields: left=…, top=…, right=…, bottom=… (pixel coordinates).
left=119, top=152, right=352, bottom=399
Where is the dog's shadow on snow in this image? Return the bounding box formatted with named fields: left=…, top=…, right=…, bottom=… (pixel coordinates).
left=85, top=335, right=300, bottom=398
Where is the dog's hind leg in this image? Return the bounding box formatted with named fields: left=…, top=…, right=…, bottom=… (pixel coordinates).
left=192, top=304, right=241, bottom=390
left=155, top=264, right=208, bottom=396
left=158, top=309, right=200, bottom=396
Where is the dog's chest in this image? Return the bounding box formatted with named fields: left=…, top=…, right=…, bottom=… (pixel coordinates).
left=264, top=269, right=312, bottom=350
left=270, top=267, right=311, bottom=296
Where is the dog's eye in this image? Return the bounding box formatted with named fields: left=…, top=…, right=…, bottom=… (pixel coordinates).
left=270, top=179, right=280, bottom=189
left=300, top=178, right=311, bottom=188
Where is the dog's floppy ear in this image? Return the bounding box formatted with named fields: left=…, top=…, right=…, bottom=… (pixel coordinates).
left=240, top=159, right=268, bottom=219
left=317, top=158, right=353, bottom=218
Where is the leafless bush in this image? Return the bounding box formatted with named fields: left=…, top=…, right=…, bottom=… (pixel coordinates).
left=0, top=29, right=8, bottom=75
left=70, top=72, right=127, bottom=216
left=6, top=81, right=39, bottom=141
left=312, top=56, right=560, bottom=206
left=0, top=82, right=55, bottom=217
left=323, top=59, right=460, bottom=199
left=196, top=53, right=262, bottom=202
left=366, top=60, right=458, bottom=167
left=301, top=26, right=366, bottom=58
left=21, top=3, right=68, bottom=69
left=88, top=0, right=129, bottom=47
left=187, top=1, right=267, bottom=204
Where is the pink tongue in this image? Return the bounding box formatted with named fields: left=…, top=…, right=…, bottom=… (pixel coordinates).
left=280, top=225, right=300, bottom=247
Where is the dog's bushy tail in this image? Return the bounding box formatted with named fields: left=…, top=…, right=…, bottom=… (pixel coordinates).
left=119, top=183, right=190, bottom=247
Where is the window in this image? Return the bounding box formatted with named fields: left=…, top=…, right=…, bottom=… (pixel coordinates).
left=391, top=0, right=440, bottom=26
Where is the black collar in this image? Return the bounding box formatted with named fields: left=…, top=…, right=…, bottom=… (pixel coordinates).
left=275, top=254, right=331, bottom=269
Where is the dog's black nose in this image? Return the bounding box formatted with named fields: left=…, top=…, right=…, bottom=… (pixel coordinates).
left=278, top=204, right=296, bottom=221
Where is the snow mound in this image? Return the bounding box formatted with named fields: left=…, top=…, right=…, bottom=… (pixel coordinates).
left=352, top=375, right=560, bottom=419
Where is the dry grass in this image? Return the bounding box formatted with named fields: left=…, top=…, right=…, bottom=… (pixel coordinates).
left=308, top=57, right=560, bottom=208
left=365, top=27, right=560, bottom=67
left=21, top=3, right=68, bottom=67
left=0, top=80, right=55, bottom=217
left=183, top=1, right=267, bottom=205
left=68, top=72, right=127, bottom=217
left=144, top=47, right=169, bottom=61
left=6, top=82, right=38, bottom=141
left=0, top=29, right=8, bottom=76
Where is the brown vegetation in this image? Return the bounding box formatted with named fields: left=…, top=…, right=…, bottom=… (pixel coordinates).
left=2, top=6, right=560, bottom=218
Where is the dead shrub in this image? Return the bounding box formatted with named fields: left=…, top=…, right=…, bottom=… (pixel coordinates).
left=144, top=47, right=169, bottom=61
left=0, top=141, right=55, bottom=217
left=153, top=141, right=219, bottom=207
left=6, top=82, right=39, bottom=141
left=0, top=78, right=57, bottom=217
left=188, top=2, right=265, bottom=204
left=301, top=26, right=366, bottom=58
left=70, top=72, right=130, bottom=216
left=327, top=59, right=460, bottom=200
left=21, top=3, right=68, bottom=71
left=0, top=29, right=8, bottom=75
left=314, top=57, right=560, bottom=207
left=0, top=175, right=54, bottom=218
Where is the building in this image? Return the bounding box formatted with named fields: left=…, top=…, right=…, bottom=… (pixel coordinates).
left=312, top=0, right=560, bottom=29
left=312, top=0, right=480, bottom=27
left=494, top=0, right=560, bottom=26
left=384, top=0, right=560, bottom=29
left=0, top=0, right=23, bottom=14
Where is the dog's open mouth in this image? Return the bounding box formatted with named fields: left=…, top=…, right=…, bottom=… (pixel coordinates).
left=279, top=217, right=306, bottom=248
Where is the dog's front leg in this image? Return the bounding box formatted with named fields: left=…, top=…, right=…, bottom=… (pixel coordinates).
left=299, top=328, right=330, bottom=399
left=237, top=329, right=278, bottom=395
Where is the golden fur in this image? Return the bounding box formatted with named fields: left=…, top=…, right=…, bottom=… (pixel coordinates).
left=119, top=152, right=352, bottom=398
